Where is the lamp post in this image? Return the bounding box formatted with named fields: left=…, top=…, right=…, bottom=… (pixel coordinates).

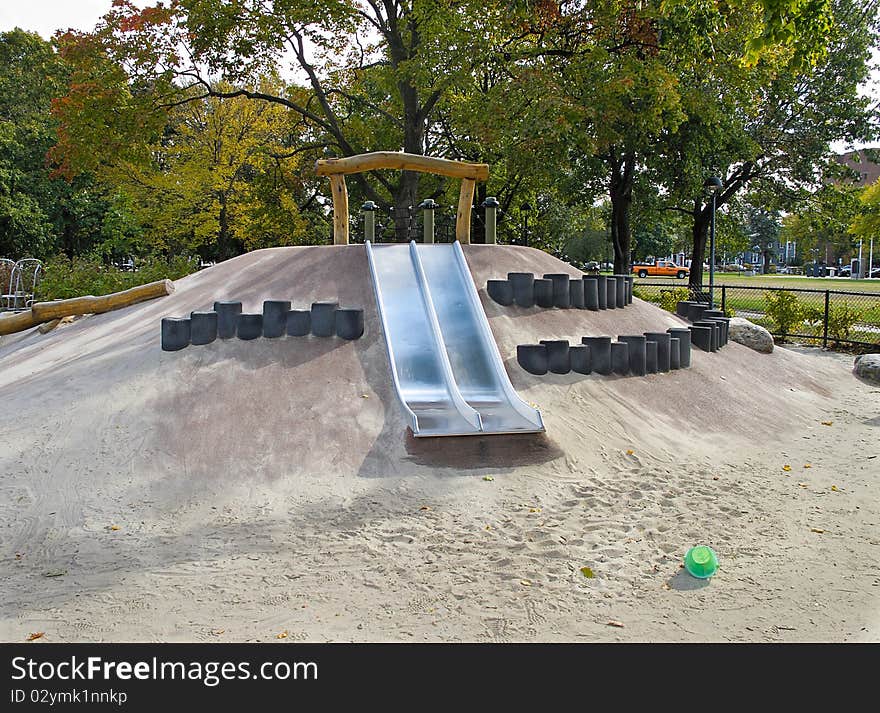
left=703, top=176, right=723, bottom=308
left=521, top=202, right=532, bottom=247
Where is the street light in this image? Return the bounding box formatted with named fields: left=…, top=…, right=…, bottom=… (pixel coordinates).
left=521, top=202, right=532, bottom=247
left=703, top=176, right=723, bottom=308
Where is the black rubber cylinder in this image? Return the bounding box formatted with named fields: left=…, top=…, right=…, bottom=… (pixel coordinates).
left=262, top=300, right=291, bottom=338
left=596, top=275, right=607, bottom=309
left=569, top=279, right=585, bottom=309
left=625, top=275, right=634, bottom=304
left=311, top=302, right=339, bottom=337
left=676, top=301, right=691, bottom=318
left=703, top=309, right=725, bottom=318
left=286, top=310, right=311, bottom=337
left=606, top=277, right=617, bottom=309
left=611, top=341, right=629, bottom=375
left=690, top=325, right=713, bottom=352
left=669, top=337, right=681, bottom=370
left=582, top=336, right=612, bottom=375
left=335, top=308, right=364, bottom=340
left=534, top=278, right=554, bottom=308
left=618, top=335, right=647, bottom=376
left=645, top=340, right=658, bottom=374
left=667, top=327, right=692, bottom=367
left=613, top=275, right=627, bottom=308
left=693, top=320, right=720, bottom=351
left=189, top=311, right=218, bottom=346
left=582, top=277, right=600, bottom=311
left=540, top=339, right=570, bottom=374
left=213, top=301, right=242, bottom=339
left=508, top=272, right=534, bottom=308
left=569, top=345, right=591, bottom=374
left=517, top=344, right=548, bottom=375
left=706, top=316, right=729, bottom=346
left=543, top=274, right=571, bottom=309
left=487, top=279, right=514, bottom=306
left=237, top=314, right=263, bottom=340
left=161, top=317, right=190, bottom=351
left=686, top=303, right=709, bottom=323
left=645, top=332, right=671, bottom=373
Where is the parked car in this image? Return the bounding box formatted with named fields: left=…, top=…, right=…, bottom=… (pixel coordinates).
left=869, top=267, right=880, bottom=278
left=631, top=259, right=689, bottom=279
left=837, top=265, right=852, bottom=277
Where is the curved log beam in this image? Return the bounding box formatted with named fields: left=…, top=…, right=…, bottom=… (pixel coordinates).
left=315, top=152, right=490, bottom=245
left=315, top=151, right=489, bottom=180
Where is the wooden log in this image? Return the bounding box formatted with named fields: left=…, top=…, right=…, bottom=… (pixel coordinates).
left=0, top=310, right=40, bottom=336
left=329, top=174, right=350, bottom=245
left=38, top=318, right=62, bottom=334
left=315, top=152, right=489, bottom=181
left=456, top=178, right=476, bottom=244
left=31, top=279, right=175, bottom=322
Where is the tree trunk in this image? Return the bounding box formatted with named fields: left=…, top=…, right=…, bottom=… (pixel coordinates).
left=762, top=249, right=771, bottom=274
left=609, top=151, right=635, bottom=275
left=688, top=202, right=710, bottom=293
left=393, top=81, right=424, bottom=241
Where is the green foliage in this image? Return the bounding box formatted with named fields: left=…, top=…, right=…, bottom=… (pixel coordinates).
left=826, top=302, right=875, bottom=345
left=763, top=289, right=822, bottom=339
left=659, top=287, right=690, bottom=313
left=39, top=253, right=197, bottom=301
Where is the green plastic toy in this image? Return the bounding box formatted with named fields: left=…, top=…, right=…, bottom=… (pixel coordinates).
left=684, top=545, right=719, bottom=579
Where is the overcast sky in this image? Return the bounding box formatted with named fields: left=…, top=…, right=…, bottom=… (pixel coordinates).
left=2, top=0, right=875, bottom=153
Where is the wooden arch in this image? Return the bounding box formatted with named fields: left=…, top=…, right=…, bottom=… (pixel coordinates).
left=315, top=152, right=490, bottom=245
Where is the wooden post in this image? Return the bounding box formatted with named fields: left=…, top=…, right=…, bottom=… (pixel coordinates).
left=329, top=174, right=349, bottom=245
left=456, top=178, right=475, bottom=244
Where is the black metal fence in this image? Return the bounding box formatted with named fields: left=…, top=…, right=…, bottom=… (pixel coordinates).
left=632, top=281, right=880, bottom=350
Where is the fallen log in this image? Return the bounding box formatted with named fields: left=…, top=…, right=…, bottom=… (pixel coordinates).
left=0, top=310, right=40, bottom=336
left=31, top=279, right=175, bottom=322
left=0, top=279, right=175, bottom=337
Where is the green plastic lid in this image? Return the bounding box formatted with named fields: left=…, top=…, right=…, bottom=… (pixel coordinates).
left=684, top=545, right=719, bottom=579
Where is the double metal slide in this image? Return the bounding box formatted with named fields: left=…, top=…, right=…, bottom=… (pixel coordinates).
left=366, top=240, right=544, bottom=437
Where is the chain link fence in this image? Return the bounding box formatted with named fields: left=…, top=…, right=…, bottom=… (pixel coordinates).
left=633, top=282, right=880, bottom=351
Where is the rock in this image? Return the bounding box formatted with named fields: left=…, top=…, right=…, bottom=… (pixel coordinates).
left=728, top=317, right=774, bottom=353
left=853, top=353, right=880, bottom=386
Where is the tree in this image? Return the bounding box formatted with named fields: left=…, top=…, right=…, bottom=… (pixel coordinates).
left=781, top=184, right=862, bottom=266
left=654, top=0, right=878, bottom=291
left=52, top=0, right=512, bottom=241
left=0, top=29, right=127, bottom=259
left=92, top=78, right=325, bottom=260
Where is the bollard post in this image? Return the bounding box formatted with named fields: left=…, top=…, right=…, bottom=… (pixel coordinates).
left=418, top=199, right=438, bottom=243
left=482, top=196, right=499, bottom=244
left=362, top=201, right=378, bottom=242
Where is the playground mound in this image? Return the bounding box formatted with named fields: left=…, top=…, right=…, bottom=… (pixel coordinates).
left=1, top=245, right=876, bottom=643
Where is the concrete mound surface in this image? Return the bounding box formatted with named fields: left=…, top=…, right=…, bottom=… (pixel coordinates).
left=1, top=245, right=876, bottom=643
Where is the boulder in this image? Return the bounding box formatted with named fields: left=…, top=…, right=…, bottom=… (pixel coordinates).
left=728, top=317, right=774, bottom=353
left=853, top=353, right=880, bottom=387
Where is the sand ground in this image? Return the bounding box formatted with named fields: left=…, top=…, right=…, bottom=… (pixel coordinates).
left=0, top=245, right=877, bottom=642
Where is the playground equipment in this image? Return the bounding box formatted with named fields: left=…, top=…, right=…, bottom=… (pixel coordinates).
left=316, top=151, right=543, bottom=437
left=315, top=152, right=489, bottom=245
left=367, top=241, right=543, bottom=437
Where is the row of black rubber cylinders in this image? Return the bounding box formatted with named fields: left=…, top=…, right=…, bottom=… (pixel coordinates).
left=517, top=328, right=696, bottom=376
left=161, top=300, right=364, bottom=352
left=488, top=272, right=634, bottom=310
left=675, top=301, right=730, bottom=352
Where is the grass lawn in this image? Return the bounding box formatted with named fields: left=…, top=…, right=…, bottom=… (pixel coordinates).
left=630, top=272, right=880, bottom=293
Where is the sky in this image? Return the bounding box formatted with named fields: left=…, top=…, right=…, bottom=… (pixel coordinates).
left=2, top=0, right=876, bottom=153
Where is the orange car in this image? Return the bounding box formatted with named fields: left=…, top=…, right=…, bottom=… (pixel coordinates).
left=631, top=260, right=689, bottom=279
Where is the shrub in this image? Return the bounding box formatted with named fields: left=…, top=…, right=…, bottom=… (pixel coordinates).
left=763, top=289, right=820, bottom=341
left=826, top=303, right=869, bottom=346
left=658, top=287, right=689, bottom=314
left=38, top=254, right=198, bottom=301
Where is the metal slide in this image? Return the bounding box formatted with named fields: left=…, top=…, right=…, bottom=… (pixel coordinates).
left=366, top=240, right=544, bottom=437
